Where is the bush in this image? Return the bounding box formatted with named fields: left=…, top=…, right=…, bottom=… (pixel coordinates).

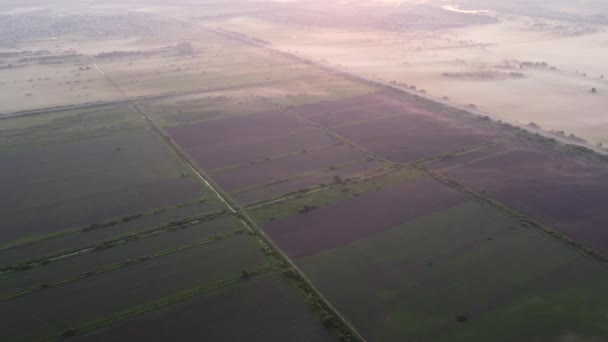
left=456, top=315, right=469, bottom=323
left=63, top=329, right=76, bottom=338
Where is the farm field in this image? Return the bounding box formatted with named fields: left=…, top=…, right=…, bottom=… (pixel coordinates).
left=0, top=198, right=221, bottom=268
left=0, top=128, right=204, bottom=244
left=2, top=2, right=608, bottom=341
left=294, top=91, right=504, bottom=163
left=0, top=233, right=273, bottom=341
left=294, top=200, right=608, bottom=341
left=441, top=144, right=608, bottom=255
left=216, top=12, right=608, bottom=146
left=263, top=177, right=465, bottom=258
left=0, top=103, right=146, bottom=148
left=93, top=29, right=328, bottom=99
left=0, top=215, right=241, bottom=299
left=257, top=164, right=608, bottom=341
left=78, top=273, right=336, bottom=342
left=136, top=73, right=376, bottom=128
left=0, top=52, right=123, bottom=114
left=0, top=16, right=370, bottom=341
left=232, top=158, right=385, bottom=205
left=166, top=110, right=332, bottom=166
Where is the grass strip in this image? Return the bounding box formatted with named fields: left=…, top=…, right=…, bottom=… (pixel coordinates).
left=0, top=210, right=230, bottom=274
left=44, top=265, right=278, bottom=341
left=0, top=197, right=212, bottom=252
left=0, top=230, right=245, bottom=303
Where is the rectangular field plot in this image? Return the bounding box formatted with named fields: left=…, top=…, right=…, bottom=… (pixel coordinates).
left=211, top=144, right=367, bottom=192
left=0, top=199, right=221, bottom=267
left=0, top=130, right=204, bottom=244
left=296, top=201, right=608, bottom=341
left=442, top=147, right=608, bottom=255
left=0, top=215, right=241, bottom=297
left=291, top=91, right=502, bottom=163
left=0, top=234, right=270, bottom=341
left=0, top=103, right=147, bottom=149
left=78, top=273, right=336, bottom=342
left=137, top=72, right=378, bottom=129
left=0, top=53, right=122, bottom=115
left=95, top=34, right=324, bottom=98
left=233, top=159, right=385, bottom=205
left=425, top=142, right=514, bottom=171
left=294, top=91, right=417, bottom=127
left=166, top=110, right=336, bottom=170
left=262, top=177, right=465, bottom=258
left=136, top=90, right=276, bottom=128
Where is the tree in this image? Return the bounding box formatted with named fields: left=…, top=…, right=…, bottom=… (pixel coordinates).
left=300, top=204, right=316, bottom=213
left=63, top=329, right=76, bottom=338
left=333, top=175, right=344, bottom=184
left=241, top=270, right=251, bottom=280
left=591, top=87, right=597, bottom=94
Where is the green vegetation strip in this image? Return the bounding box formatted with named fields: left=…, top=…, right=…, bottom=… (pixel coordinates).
left=44, top=265, right=278, bottom=341
left=231, top=158, right=369, bottom=195
left=248, top=169, right=421, bottom=223
left=0, top=210, right=230, bottom=274
left=0, top=230, right=245, bottom=303
left=0, top=197, right=212, bottom=253
left=414, top=140, right=505, bottom=168
left=424, top=168, right=608, bottom=263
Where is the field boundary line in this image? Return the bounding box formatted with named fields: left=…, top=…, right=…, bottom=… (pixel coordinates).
left=229, top=157, right=368, bottom=195
left=409, top=139, right=507, bottom=168
left=0, top=197, right=212, bottom=253
left=262, top=96, right=394, bottom=168
left=0, top=230, right=245, bottom=303
left=43, top=265, right=278, bottom=341
left=0, top=210, right=230, bottom=274
left=423, top=168, right=608, bottom=264
left=243, top=166, right=391, bottom=211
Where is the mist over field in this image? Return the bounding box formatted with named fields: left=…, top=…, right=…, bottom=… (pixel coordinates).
left=1, top=1, right=608, bottom=341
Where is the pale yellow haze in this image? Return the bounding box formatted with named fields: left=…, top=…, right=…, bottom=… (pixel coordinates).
left=221, top=1, right=608, bottom=145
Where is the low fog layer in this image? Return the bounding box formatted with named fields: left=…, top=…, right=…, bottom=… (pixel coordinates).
left=0, top=0, right=606, bottom=145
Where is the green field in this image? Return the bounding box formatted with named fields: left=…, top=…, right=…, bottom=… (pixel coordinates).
left=297, top=201, right=608, bottom=341
left=248, top=168, right=419, bottom=223
left=0, top=199, right=221, bottom=267
left=0, top=129, right=205, bottom=243
left=78, top=273, right=337, bottom=342
left=0, top=103, right=145, bottom=149
left=0, top=234, right=271, bottom=341
left=0, top=215, right=242, bottom=297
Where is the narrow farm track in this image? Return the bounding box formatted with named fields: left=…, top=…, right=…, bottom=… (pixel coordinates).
left=91, top=60, right=367, bottom=342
